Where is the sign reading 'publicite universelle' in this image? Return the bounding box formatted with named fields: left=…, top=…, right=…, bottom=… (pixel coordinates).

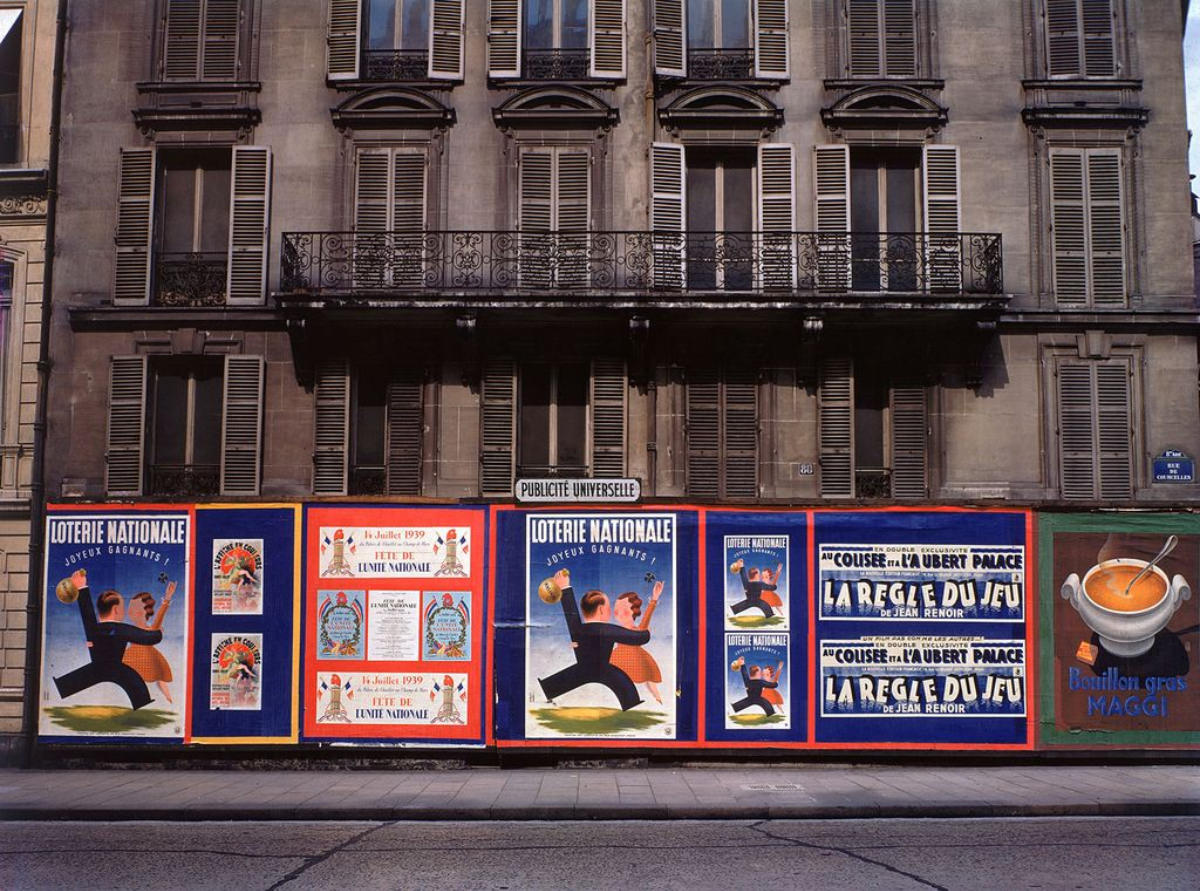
left=515, top=478, right=641, bottom=503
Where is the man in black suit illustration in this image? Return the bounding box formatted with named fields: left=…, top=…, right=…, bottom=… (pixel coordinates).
left=52, top=569, right=163, bottom=710
left=538, top=568, right=649, bottom=711
left=730, top=657, right=779, bottom=716
left=729, top=559, right=783, bottom=617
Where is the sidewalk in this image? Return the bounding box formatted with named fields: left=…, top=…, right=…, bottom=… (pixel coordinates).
left=1, top=764, right=1197, bottom=821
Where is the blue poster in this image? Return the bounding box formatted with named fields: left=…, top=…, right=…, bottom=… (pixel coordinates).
left=39, top=509, right=191, bottom=741
left=814, top=510, right=1029, bottom=745
left=726, top=633, right=790, bottom=729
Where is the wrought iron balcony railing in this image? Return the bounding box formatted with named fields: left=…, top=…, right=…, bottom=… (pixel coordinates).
left=364, top=49, right=429, bottom=81
left=279, top=231, right=1004, bottom=299
left=522, top=48, right=589, bottom=79
left=154, top=251, right=227, bottom=307
left=686, top=49, right=755, bottom=79
left=149, top=463, right=219, bottom=497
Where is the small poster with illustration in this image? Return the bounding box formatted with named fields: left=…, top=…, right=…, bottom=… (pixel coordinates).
left=319, top=527, right=470, bottom=579
left=212, top=538, right=263, bottom=615
left=315, top=672, right=468, bottom=725
left=725, top=633, right=790, bottom=729
left=423, top=592, right=471, bottom=660
left=210, top=633, right=262, bottom=710
left=724, top=535, right=789, bottom=630
left=366, top=591, right=420, bottom=662
left=317, top=590, right=365, bottom=659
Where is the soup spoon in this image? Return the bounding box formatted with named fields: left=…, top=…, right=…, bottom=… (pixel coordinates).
left=1122, top=534, right=1179, bottom=598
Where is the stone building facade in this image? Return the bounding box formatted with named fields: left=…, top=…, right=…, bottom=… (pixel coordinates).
left=0, top=1, right=55, bottom=760
left=20, top=1, right=1199, bottom=750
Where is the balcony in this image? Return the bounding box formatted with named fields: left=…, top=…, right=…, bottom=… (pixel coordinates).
left=149, top=463, right=219, bottom=497
left=278, top=231, right=1003, bottom=304
left=363, top=49, right=429, bottom=81
left=522, top=48, right=589, bottom=80
left=154, top=251, right=227, bottom=307
left=686, top=49, right=755, bottom=80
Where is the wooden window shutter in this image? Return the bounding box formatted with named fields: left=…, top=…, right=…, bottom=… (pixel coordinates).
left=220, top=354, right=264, bottom=495
left=488, top=0, right=522, bottom=78
left=480, top=359, right=516, bottom=496
left=922, top=145, right=961, bottom=292
left=723, top=368, right=759, bottom=499
left=753, top=0, right=788, bottom=79
left=1095, top=360, right=1132, bottom=499
left=1086, top=149, right=1125, bottom=306
left=201, top=0, right=240, bottom=80
left=653, top=0, right=686, bottom=78
left=819, top=356, right=854, bottom=498
left=556, top=150, right=591, bottom=286
left=114, top=148, right=156, bottom=306
left=590, top=359, right=626, bottom=478
left=1049, top=150, right=1088, bottom=305
left=1046, top=0, right=1081, bottom=75
left=590, top=0, right=626, bottom=79
left=686, top=368, right=720, bottom=500
left=429, top=0, right=465, bottom=80
left=164, top=0, right=202, bottom=79
left=890, top=386, right=927, bottom=499
left=650, top=142, right=686, bottom=287
left=386, top=369, right=424, bottom=495
left=1081, top=0, right=1115, bottom=76
left=227, top=146, right=272, bottom=305
left=313, top=360, right=350, bottom=495
left=393, top=149, right=427, bottom=287
left=106, top=356, right=147, bottom=496
left=327, top=0, right=361, bottom=81
left=757, top=144, right=796, bottom=290
left=846, top=0, right=880, bottom=76
left=882, top=0, right=916, bottom=76
left=1057, top=361, right=1096, bottom=499
left=355, top=149, right=391, bottom=232
left=519, top=149, right=553, bottom=287
left=813, top=145, right=850, bottom=291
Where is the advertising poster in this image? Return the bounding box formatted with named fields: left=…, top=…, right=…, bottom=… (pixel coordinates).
left=303, top=505, right=487, bottom=744
left=39, top=508, right=191, bottom=740
left=724, top=535, right=789, bottom=630
left=191, top=505, right=299, bottom=743
left=814, top=510, right=1030, bottom=746
left=212, top=538, right=264, bottom=615
left=524, top=513, right=677, bottom=740
left=1039, top=513, right=1200, bottom=747
left=210, top=633, right=263, bottom=711
left=725, top=633, right=790, bottom=729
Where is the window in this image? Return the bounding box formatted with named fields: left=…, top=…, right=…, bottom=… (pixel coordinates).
left=1049, top=148, right=1125, bottom=306
left=329, top=0, right=464, bottom=81
left=0, top=9, right=19, bottom=163
left=843, top=0, right=917, bottom=78
left=819, top=355, right=928, bottom=499
left=686, top=366, right=758, bottom=499
left=686, top=148, right=755, bottom=289
left=106, top=354, right=264, bottom=497
left=353, top=145, right=428, bottom=287
left=480, top=358, right=626, bottom=496
left=162, top=0, right=241, bottom=81
left=654, top=0, right=787, bottom=79
left=0, top=262, right=11, bottom=440
left=114, top=146, right=272, bottom=307
left=1044, top=0, right=1116, bottom=78
left=1055, top=356, right=1134, bottom=499
left=517, top=146, right=590, bottom=286
left=488, top=0, right=625, bottom=79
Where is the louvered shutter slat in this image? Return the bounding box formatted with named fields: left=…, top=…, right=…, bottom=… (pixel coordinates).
left=651, top=142, right=686, bottom=288
left=814, top=145, right=850, bottom=291
left=328, top=0, right=361, bottom=80
left=106, top=356, right=147, bottom=496
left=221, top=355, right=264, bottom=495
left=590, top=0, right=626, bottom=78
left=313, top=360, right=350, bottom=495
left=114, top=148, right=156, bottom=306
left=686, top=369, right=720, bottom=500
left=202, top=0, right=240, bottom=80
left=488, top=0, right=522, bottom=78
left=429, top=0, right=465, bottom=79
left=754, top=0, right=788, bottom=79
left=164, top=0, right=202, bottom=79
left=590, top=359, right=626, bottom=478
left=387, top=371, right=424, bottom=495
left=757, top=144, right=795, bottom=290
left=890, top=386, right=927, bottom=499
left=480, top=360, right=516, bottom=496
left=653, top=0, right=686, bottom=77
left=819, top=357, right=854, bottom=498
left=1050, top=151, right=1088, bottom=305
left=1086, top=150, right=1125, bottom=305
left=923, top=145, right=961, bottom=292
left=227, top=146, right=271, bottom=305
left=722, top=369, right=759, bottom=499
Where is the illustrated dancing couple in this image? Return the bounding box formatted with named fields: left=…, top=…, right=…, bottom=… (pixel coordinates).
left=538, top=568, right=665, bottom=711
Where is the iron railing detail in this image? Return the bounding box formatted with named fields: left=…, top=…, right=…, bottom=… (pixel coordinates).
left=686, top=49, right=755, bottom=79
left=154, top=252, right=227, bottom=307
left=364, top=49, right=429, bottom=81
left=279, top=231, right=1003, bottom=298
left=523, top=48, right=589, bottom=79
left=150, top=463, right=219, bottom=497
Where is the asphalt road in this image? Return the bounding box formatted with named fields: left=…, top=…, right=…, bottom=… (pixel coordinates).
left=0, top=816, right=1196, bottom=890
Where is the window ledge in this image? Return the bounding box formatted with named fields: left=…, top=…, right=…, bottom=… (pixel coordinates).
left=0, top=168, right=47, bottom=217
left=824, top=78, right=944, bottom=91
left=67, top=304, right=286, bottom=332
left=133, top=105, right=262, bottom=135
left=1021, top=105, right=1149, bottom=129
left=1022, top=78, right=1142, bottom=91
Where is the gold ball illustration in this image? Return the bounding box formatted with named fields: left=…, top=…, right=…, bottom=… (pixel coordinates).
left=538, top=578, right=563, bottom=604
left=730, top=559, right=744, bottom=574
left=55, top=578, right=79, bottom=604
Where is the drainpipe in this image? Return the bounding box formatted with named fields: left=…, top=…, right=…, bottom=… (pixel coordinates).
left=21, top=0, right=68, bottom=766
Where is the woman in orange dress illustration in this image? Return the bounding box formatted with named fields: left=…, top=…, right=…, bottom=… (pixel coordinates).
left=610, top=580, right=665, bottom=704
left=761, top=661, right=785, bottom=714
left=123, top=580, right=176, bottom=704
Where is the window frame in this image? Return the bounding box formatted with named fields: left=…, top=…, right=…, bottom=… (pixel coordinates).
left=835, top=0, right=932, bottom=80
left=156, top=0, right=249, bottom=83
left=146, top=355, right=225, bottom=497
left=517, top=360, right=592, bottom=478
left=1039, top=0, right=1123, bottom=80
